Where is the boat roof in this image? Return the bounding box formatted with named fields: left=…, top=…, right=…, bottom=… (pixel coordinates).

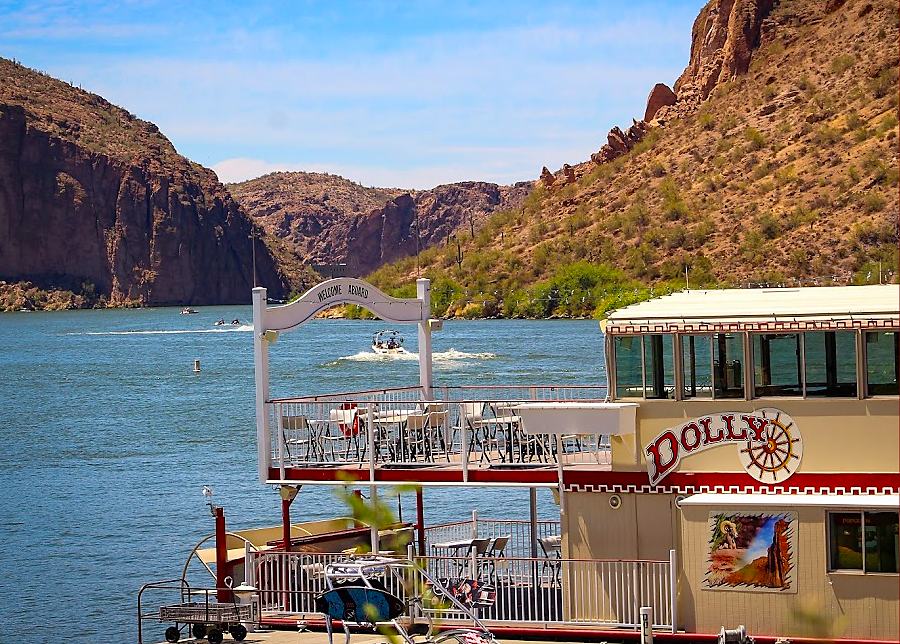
left=605, top=285, right=899, bottom=334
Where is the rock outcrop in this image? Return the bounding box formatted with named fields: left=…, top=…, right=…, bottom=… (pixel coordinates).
left=590, top=120, right=649, bottom=165
left=644, top=83, right=678, bottom=121
left=0, top=59, right=289, bottom=306
left=229, top=173, right=530, bottom=277
left=674, top=0, right=776, bottom=104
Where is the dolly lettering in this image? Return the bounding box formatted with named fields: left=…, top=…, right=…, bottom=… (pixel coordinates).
left=645, top=413, right=770, bottom=486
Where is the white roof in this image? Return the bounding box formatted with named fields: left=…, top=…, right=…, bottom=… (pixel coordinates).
left=681, top=493, right=900, bottom=509
left=605, top=285, right=899, bottom=332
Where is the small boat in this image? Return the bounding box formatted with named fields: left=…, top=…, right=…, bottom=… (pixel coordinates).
left=231, top=319, right=241, bottom=325
left=180, top=307, right=198, bottom=315
left=214, top=318, right=226, bottom=326
left=372, top=329, right=405, bottom=354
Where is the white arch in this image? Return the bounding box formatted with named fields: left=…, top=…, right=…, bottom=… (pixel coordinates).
left=262, top=278, right=426, bottom=331
left=252, top=277, right=434, bottom=483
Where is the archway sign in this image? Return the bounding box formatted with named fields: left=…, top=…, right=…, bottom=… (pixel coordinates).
left=251, top=278, right=434, bottom=482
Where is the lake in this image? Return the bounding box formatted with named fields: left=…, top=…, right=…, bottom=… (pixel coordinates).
left=0, top=307, right=606, bottom=641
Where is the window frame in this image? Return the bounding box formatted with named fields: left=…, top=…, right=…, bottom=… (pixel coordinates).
left=863, top=330, right=900, bottom=398
left=826, top=509, right=900, bottom=575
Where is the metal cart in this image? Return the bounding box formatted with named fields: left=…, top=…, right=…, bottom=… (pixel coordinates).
left=159, top=600, right=253, bottom=643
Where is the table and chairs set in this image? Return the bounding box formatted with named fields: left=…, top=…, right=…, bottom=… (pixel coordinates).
left=279, top=400, right=602, bottom=467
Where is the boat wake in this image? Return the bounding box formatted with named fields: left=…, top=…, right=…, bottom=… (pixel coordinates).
left=69, top=325, right=254, bottom=336
left=325, top=347, right=497, bottom=367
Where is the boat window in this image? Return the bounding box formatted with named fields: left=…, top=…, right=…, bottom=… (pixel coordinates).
left=643, top=334, right=675, bottom=399
left=804, top=331, right=858, bottom=397
left=680, top=335, right=713, bottom=399
left=828, top=511, right=899, bottom=573
left=713, top=333, right=744, bottom=398
left=865, top=331, right=899, bottom=396
left=752, top=333, right=802, bottom=397
left=614, top=336, right=644, bottom=398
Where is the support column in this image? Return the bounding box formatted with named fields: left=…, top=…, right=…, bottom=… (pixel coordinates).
left=253, top=287, right=271, bottom=483
left=416, top=278, right=433, bottom=399
left=415, top=487, right=426, bottom=556
left=215, top=507, right=231, bottom=602
left=529, top=487, right=538, bottom=559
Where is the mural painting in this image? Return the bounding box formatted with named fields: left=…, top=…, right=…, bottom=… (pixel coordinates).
left=704, top=512, right=796, bottom=592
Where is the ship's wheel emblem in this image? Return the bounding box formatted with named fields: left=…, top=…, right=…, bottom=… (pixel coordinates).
left=738, top=408, right=803, bottom=483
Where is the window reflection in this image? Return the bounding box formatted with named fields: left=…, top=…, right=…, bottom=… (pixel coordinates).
left=681, top=335, right=713, bottom=399
left=614, top=336, right=643, bottom=398
left=804, top=331, right=857, bottom=397
left=713, top=333, right=744, bottom=398
left=866, top=331, right=899, bottom=396
left=753, top=334, right=802, bottom=397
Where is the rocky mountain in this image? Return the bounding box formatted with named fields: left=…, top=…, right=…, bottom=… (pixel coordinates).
left=228, top=172, right=530, bottom=277
left=372, top=0, right=899, bottom=318
left=0, top=57, right=290, bottom=310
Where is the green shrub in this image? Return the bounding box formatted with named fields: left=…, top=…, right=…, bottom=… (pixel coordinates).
left=830, top=54, right=856, bottom=74
left=812, top=125, right=842, bottom=145
left=698, top=112, right=715, bottom=131
left=869, top=66, right=899, bottom=99
left=658, top=178, right=690, bottom=221
left=756, top=213, right=782, bottom=239
left=743, top=127, right=766, bottom=150
left=862, top=192, right=886, bottom=213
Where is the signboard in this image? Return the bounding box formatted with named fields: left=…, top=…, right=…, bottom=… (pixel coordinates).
left=264, top=277, right=426, bottom=331
left=644, top=408, right=802, bottom=486
left=703, top=511, right=797, bottom=593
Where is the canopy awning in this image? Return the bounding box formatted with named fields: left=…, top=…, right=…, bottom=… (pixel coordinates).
left=681, top=493, right=900, bottom=509
left=604, top=285, right=899, bottom=334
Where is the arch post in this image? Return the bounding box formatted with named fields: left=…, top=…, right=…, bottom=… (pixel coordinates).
left=252, top=286, right=271, bottom=483
left=417, top=278, right=433, bottom=399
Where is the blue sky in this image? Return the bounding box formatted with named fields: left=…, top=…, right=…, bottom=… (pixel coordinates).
left=0, top=1, right=703, bottom=188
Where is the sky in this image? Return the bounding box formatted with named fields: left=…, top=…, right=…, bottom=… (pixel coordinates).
left=0, top=0, right=703, bottom=189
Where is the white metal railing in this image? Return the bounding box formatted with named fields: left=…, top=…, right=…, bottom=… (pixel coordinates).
left=424, top=516, right=561, bottom=558
left=267, top=385, right=611, bottom=477
left=244, top=549, right=676, bottom=631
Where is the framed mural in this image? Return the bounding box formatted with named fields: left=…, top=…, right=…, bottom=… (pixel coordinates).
left=703, top=511, right=797, bottom=593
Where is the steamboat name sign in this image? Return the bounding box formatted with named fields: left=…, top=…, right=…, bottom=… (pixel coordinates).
left=645, top=408, right=802, bottom=486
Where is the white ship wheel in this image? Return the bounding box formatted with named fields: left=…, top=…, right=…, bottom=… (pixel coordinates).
left=738, top=408, right=802, bottom=484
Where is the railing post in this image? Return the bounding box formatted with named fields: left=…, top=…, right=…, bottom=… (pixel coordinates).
left=632, top=562, right=639, bottom=629
left=471, top=509, right=478, bottom=538
left=669, top=548, right=677, bottom=633
left=367, top=403, right=376, bottom=482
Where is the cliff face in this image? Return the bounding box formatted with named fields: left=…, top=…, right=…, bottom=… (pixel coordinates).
left=0, top=58, right=288, bottom=306
left=229, top=172, right=529, bottom=277
left=374, top=0, right=899, bottom=314
left=674, top=0, right=776, bottom=104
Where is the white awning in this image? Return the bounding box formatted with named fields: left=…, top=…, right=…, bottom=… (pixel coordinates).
left=681, top=493, right=900, bottom=509
left=604, top=285, right=899, bottom=333
left=513, top=402, right=638, bottom=435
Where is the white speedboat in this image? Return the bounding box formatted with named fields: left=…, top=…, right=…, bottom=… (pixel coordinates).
left=372, top=329, right=405, bottom=354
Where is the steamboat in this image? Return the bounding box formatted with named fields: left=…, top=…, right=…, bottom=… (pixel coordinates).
left=142, top=278, right=899, bottom=643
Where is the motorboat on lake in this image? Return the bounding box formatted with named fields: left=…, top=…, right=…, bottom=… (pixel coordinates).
left=180, top=307, right=198, bottom=315
left=372, top=329, right=405, bottom=354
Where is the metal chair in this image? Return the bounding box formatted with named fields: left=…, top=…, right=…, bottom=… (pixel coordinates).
left=538, top=536, right=562, bottom=586
left=281, top=415, right=318, bottom=462
left=483, top=535, right=509, bottom=581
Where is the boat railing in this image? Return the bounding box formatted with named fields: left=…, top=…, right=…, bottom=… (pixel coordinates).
left=244, top=548, right=676, bottom=631
left=423, top=516, right=561, bottom=559
left=268, top=390, right=612, bottom=474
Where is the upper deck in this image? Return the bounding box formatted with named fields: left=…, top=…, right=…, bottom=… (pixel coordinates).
left=253, top=282, right=900, bottom=492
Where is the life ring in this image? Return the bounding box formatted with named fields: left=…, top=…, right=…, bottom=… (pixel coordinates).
left=339, top=402, right=360, bottom=437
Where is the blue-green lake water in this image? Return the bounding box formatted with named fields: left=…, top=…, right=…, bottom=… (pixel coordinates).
left=0, top=308, right=606, bottom=641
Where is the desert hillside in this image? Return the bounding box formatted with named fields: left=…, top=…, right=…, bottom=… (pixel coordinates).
left=229, top=172, right=530, bottom=277
left=370, top=0, right=899, bottom=318
left=0, top=57, right=291, bottom=310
